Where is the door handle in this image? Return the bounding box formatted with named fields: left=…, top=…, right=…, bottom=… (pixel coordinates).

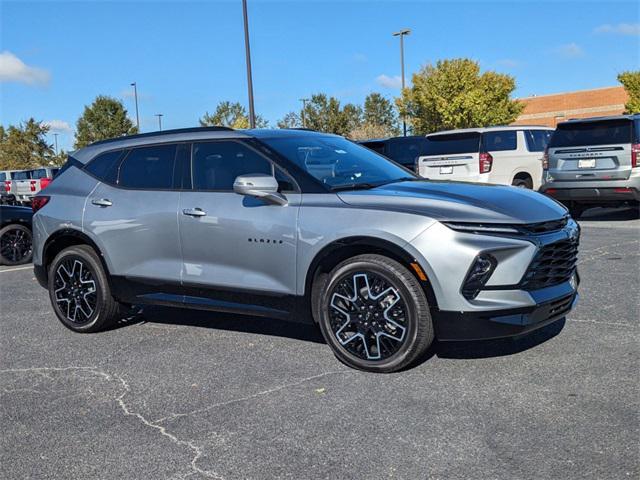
left=182, top=208, right=206, bottom=217
left=91, top=198, right=113, bottom=207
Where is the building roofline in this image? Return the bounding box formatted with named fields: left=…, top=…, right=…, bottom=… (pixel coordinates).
left=517, top=85, right=625, bottom=101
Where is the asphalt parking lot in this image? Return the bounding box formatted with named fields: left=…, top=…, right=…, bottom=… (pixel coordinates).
left=1, top=207, right=638, bottom=480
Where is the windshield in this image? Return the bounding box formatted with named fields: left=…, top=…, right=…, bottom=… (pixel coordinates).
left=262, top=135, right=416, bottom=190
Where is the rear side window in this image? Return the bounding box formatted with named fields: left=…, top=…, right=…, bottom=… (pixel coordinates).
left=0, top=173, right=5, bottom=181
left=483, top=131, right=517, bottom=152
left=192, top=141, right=273, bottom=191
left=549, top=119, right=633, bottom=147
left=386, top=138, right=426, bottom=167
left=119, top=144, right=177, bottom=189
left=424, top=133, right=481, bottom=155
left=85, top=149, right=125, bottom=184
left=31, top=169, right=48, bottom=179
left=524, top=130, right=553, bottom=152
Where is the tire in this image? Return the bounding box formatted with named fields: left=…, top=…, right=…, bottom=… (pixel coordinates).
left=48, top=245, right=121, bottom=333
left=0, top=224, right=33, bottom=266
left=568, top=203, right=586, bottom=219
left=315, top=254, right=434, bottom=373
left=512, top=177, right=533, bottom=189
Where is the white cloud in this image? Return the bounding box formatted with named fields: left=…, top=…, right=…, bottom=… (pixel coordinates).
left=594, top=23, right=640, bottom=36
left=0, top=51, right=50, bottom=85
left=554, top=43, right=585, bottom=58
left=376, top=74, right=403, bottom=89
left=42, top=120, right=73, bottom=134
left=495, top=59, right=520, bottom=68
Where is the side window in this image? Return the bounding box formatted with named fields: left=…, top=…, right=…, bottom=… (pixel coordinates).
left=387, top=139, right=422, bottom=167
left=524, top=130, right=552, bottom=152
left=85, top=149, right=125, bottom=184
left=192, top=141, right=273, bottom=191
left=274, top=166, right=297, bottom=192
left=483, top=131, right=517, bottom=152
left=118, top=144, right=177, bottom=189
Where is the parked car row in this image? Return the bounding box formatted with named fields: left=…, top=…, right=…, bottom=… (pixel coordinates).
left=1, top=166, right=60, bottom=205
left=360, top=113, right=640, bottom=217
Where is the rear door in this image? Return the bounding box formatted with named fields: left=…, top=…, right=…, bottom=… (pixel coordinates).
left=418, top=132, right=481, bottom=180
left=83, top=144, right=185, bottom=284
left=547, top=118, right=634, bottom=182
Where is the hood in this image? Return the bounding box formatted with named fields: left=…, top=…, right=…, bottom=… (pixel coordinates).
left=337, top=180, right=567, bottom=224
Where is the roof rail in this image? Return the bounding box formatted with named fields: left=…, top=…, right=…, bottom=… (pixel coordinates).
left=88, top=126, right=234, bottom=147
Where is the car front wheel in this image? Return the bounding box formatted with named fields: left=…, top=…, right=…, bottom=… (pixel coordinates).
left=48, top=245, right=121, bottom=332
left=0, top=224, right=33, bottom=266
left=316, top=254, right=434, bottom=373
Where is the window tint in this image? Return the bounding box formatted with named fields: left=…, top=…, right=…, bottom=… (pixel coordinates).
left=12, top=171, right=31, bottom=180
left=192, top=141, right=273, bottom=191
left=360, top=141, right=386, bottom=155
left=85, top=149, right=124, bottom=184
left=483, top=131, right=517, bottom=152
left=119, top=144, right=177, bottom=189
left=31, top=168, right=48, bottom=179
left=524, top=130, right=553, bottom=152
left=386, top=138, right=426, bottom=167
left=549, top=119, right=633, bottom=147
left=424, top=133, right=481, bottom=155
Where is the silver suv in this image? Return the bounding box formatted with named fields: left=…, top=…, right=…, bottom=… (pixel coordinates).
left=32, top=128, right=580, bottom=372
left=541, top=114, right=640, bottom=217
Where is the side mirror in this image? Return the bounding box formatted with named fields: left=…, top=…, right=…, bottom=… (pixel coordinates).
left=233, top=174, right=288, bottom=206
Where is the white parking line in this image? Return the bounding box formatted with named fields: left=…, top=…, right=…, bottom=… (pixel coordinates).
left=0, top=265, right=33, bottom=273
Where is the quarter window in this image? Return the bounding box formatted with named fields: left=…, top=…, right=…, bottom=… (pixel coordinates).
left=85, top=149, right=125, bottom=184
left=118, top=144, right=177, bottom=189
left=482, top=131, right=517, bottom=152
left=192, top=141, right=273, bottom=191
left=524, top=130, right=552, bottom=152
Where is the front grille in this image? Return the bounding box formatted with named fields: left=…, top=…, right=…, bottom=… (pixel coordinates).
left=548, top=294, right=574, bottom=317
left=521, top=239, right=579, bottom=290
left=519, top=217, right=568, bottom=235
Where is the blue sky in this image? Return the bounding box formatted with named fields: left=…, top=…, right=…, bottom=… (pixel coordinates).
left=1, top=0, right=639, bottom=151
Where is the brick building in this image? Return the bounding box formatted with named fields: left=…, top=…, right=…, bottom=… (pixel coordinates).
left=513, top=86, right=629, bottom=128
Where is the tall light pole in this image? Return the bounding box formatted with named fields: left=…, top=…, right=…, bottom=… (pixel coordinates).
left=53, top=133, right=59, bottom=155
left=242, top=0, right=256, bottom=128
left=392, top=29, right=411, bottom=136
left=130, top=82, right=140, bottom=132
left=299, top=98, right=308, bottom=128
left=155, top=114, right=163, bottom=131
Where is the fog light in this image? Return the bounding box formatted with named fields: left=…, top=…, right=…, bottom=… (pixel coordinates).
left=462, top=254, right=497, bottom=300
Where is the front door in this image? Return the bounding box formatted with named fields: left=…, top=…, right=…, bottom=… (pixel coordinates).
left=178, top=140, right=300, bottom=301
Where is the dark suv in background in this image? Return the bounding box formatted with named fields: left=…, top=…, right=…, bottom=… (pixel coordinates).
left=359, top=136, right=430, bottom=171
left=541, top=114, right=640, bottom=217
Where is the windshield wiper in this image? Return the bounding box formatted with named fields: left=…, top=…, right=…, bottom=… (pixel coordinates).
left=329, top=183, right=379, bottom=192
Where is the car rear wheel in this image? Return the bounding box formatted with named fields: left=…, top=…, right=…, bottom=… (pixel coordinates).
left=48, top=245, right=121, bottom=332
left=0, top=224, right=33, bottom=266
left=315, top=254, right=433, bottom=373
left=512, top=177, right=533, bottom=189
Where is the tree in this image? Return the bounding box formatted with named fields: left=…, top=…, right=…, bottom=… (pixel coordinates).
left=349, top=123, right=397, bottom=141
left=301, top=93, right=362, bottom=136
left=0, top=118, right=55, bottom=170
left=618, top=70, right=640, bottom=114
left=363, top=93, right=399, bottom=134
left=74, top=96, right=137, bottom=148
left=199, top=101, right=268, bottom=129
left=276, top=111, right=302, bottom=129
left=397, top=58, right=524, bottom=135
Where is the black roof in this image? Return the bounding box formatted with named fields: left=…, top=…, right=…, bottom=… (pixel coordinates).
left=88, top=126, right=234, bottom=147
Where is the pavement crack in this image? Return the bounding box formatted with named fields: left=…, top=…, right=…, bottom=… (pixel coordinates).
left=0, top=366, right=223, bottom=480
left=155, top=370, right=347, bottom=425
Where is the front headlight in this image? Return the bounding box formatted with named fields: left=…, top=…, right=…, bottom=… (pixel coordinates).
left=443, top=222, right=521, bottom=235
left=461, top=254, right=497, bottom=300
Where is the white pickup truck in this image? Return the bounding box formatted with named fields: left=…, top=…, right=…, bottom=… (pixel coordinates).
left=8, top=167, right=60, bottom=204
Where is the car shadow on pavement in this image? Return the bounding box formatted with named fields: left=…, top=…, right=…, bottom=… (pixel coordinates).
left=578, top=205, right=639, bottom=221
left=131, top=305, right=566, bottom=363
left=435, top=318, right=566, bottom=360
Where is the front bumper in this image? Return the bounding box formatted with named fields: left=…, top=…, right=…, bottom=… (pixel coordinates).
left=434, top=287, right=579, bottom=341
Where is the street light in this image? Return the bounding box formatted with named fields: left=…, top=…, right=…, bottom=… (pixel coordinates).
left=242, top=0, right=256, bottom=128
left=130, top=82, right=140, bottom=132
left=299, top=98, right=308, bottom=128
left=53, top=133, right=59, bottom=155
left=392, top=28, right=411, bottom=136
left=155, top=114, right=163, bottom=131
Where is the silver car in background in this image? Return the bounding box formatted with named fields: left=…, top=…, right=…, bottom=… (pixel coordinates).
left=31, top=128, right=580, bottom=372
left=541, top=114, right=640, bottom=217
